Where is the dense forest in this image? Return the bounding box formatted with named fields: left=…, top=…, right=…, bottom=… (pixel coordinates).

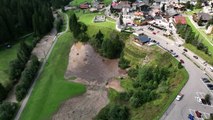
left=0, top=0, right=70, bottom=45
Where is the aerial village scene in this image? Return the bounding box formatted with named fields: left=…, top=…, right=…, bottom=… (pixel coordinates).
left=1, top=0, right=213, bottom=120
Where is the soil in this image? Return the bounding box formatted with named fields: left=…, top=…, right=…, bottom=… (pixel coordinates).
left=52, top=42, right=126, bottom=120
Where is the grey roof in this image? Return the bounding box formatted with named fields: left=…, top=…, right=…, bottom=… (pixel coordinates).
left=166, top=8, right=178, bottom=16
left=197, top=12, right=211, bottom=21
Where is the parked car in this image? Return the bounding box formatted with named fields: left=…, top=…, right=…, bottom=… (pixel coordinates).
left=207, top=84, right=213, bottom=87
left=180, top=59, right=184, bottom=64
left=170, top=49, right=173, bottom=53
left=195, top=111, right=202, bottom=118
left=152, top=32, right=156, bottom=35
left=210, top=67, right=213, bottom=72
left=188, top=114, right=194, bottom=120
left=176, top=94, right=183, bottom=101
left=207, top=86, right=213, bottom=90
left=201, top=98, right=207, bottom=104
left=193, top=56, right=198, bottom=59
left=183, top=48, right=188, bottom=52
left=201, top=78, right=210, bottom=83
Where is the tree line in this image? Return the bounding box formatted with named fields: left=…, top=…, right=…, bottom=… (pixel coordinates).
left=176, top=24, right=209, bottom=55
left=0, top=0, right=71, bottom=45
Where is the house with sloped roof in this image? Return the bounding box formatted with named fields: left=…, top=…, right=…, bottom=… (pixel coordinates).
left=193, top=12, right=211, bottom=23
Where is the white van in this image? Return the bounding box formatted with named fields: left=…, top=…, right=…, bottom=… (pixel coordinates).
left=210, top=67, right=213, bottom=72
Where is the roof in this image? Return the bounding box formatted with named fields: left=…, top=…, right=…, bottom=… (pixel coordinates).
left=112, top=1, right=130, bottom=9
left=174, top=16, right=186, bottom=24
left=80, top=3, right=90, bottom=9
left=197, top=12, right=211, bottom=21
left=137, top=36, right=150, bottom=43
left=166, top=8, right=179, bottom=17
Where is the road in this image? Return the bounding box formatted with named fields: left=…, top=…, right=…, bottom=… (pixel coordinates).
left=14, top=12, right=69, bottom=120
left=138, top=26, right=213, bottom=120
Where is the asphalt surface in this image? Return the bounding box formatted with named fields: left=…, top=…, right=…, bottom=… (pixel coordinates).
left=138, top=26, right=213, bottom=120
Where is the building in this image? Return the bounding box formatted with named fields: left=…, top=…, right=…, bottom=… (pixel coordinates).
left=173, top=16, right=187, bottom=24
left=134, top=35, right=150, bottom=45
left=193, top=12, right=211, bottom=23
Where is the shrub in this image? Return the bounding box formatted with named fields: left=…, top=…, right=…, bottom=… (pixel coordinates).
left=0, top=102, right=18, bottom=120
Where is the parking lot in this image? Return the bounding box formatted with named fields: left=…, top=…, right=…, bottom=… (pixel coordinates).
left=189, top=109, right=210, bottom=120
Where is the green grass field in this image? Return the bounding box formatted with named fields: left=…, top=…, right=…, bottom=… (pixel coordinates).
left=0, top=35, right=33, bottom=88
left=71, top=0, right=112, bottom=6
left=20, top=31, right=86, bottom=120
left=66, top=10, right=116, bottom=38
left=115, top=39, right=189, bottom=120
left=185, top=17, right=213, bottom=65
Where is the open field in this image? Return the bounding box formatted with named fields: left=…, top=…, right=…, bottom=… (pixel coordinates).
left=71, top=0, right=112, bottom=6
left=20, top=31, right=86, bottom=120
left=67, top=10, right=116, bottom=38
left=0, top=35, right=33, bottom=88
left=185, top=17, right=213, bottom=65
left=109, top=39, right=189, bottom=120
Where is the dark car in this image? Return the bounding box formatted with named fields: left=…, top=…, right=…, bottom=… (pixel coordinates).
left=193, top=56, right=198, bottom=59
left=195, top=111, right=202, bottom=118
left=183, top=48, right=188, bottom=52
left=208, top=86, right=213, bottom=90
left=188, top=114, right=194, bottom=120
left=207, top=84, right=213, bottom=87
left=170, top=49, right=173, bottom=53
left=201, top=98, right=207, bottom=104
left=201, top=78, right=210, bottom=83
left=207, top=100, right=211, bottom=105
left=180, top=59, right=184, bottom=64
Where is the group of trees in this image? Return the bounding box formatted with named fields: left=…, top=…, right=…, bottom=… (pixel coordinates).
left=176, top=24, right=209, bottom=54
left=185, top=1, right=194, bottom=10
left=69, top=13, right=88, bottom=42
left=54, top=13, right=64, bottom=32
left=9, top=42, right=33, bottom=81
left=15, top=55, right=40, bottom=101
left=0, top=102, right=18, bottom=120
left=0, top=0, right=56, bottom=45
left=0, top=84, right=7, bottom=102
left=95, top=104, right=129, bottom=120
left=116, top=66, right=170, bottom=108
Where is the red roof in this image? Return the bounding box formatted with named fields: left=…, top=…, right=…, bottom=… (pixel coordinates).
left=174, top=16, right=186, bottom=24
left=80, top=3, right=90, bottom=9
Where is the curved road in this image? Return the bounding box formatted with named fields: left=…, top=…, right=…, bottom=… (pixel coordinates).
left=14, top=12, right=69, bottom=120
left=139, top=27, right=213, bottom=120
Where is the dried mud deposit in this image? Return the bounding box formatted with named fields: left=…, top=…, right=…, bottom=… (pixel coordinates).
left=52, top=42, right=125, bottom=120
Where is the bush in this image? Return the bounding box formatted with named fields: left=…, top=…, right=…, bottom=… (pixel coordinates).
left=95, top=104, right=129, bottom=120
left=128, top=68, right=138, bottom=78
left=0, top=102, right=18, bottom=120
left=0, top=83, right=7, bottom=102
left=119, top=56, right=130, bottom=69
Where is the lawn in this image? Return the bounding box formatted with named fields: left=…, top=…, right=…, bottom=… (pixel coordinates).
left=184, top=8, right=201, bottom=15
left=185, top=17, right=213, bottom=65
left=20, top=31, right=86, bottom=120
left=67, top=10, right=116, bottom=38
left=112, top=39, right=189, bottom=120
left=0, top=35, right=33, bottom=88
left=71, top=0, right=112, bottom=6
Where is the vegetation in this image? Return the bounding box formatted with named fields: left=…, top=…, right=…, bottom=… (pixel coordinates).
left=96, top=39, right=189, bottom=120
left=185, top=17, right=213, bottom=65
left=0, top=102, right=18, bottom=120
left=9, top=42, right=32, bottom=81
left=176, top=24, right=209, bottom=54
left=71, top=0, right=112, bottom=6
left=95, top=104, right=129, bottom=120
left=0, top=83, right=7, bottom=102
left=20, top=31, right=86, bottom=120
left=15, top=55, right=40, bottom=101
left=0, top=0, right=54, bottom=45
left=185, top=1, right=194, bottom=10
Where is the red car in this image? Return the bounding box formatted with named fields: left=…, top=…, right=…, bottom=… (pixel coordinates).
left=195, top=111, right=202, bottom=118
left=153, top=32, right=156, bottom=35
left=180, top=59, right=184, bottom=64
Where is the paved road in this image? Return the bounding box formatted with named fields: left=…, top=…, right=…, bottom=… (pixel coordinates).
left=14, top=12, right=69, bottom=120
left=139, top=27, right=213, bottom=120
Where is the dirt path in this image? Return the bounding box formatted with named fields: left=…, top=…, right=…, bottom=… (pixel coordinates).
left=52, top=42, right=125, bottom=120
